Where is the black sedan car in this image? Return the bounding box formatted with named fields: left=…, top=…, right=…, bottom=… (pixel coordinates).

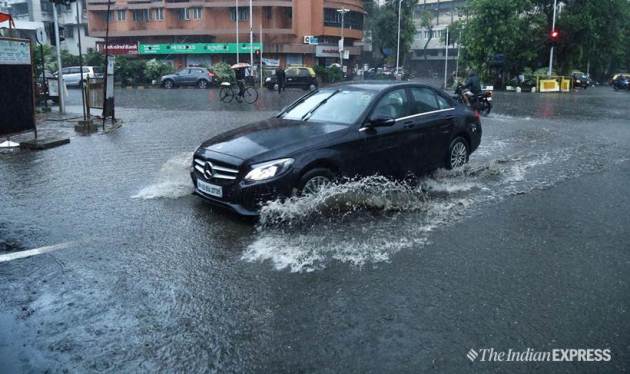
left=191, top=82, right=482, bottom=216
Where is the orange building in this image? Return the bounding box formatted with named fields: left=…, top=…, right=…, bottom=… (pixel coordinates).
left=86, top=0, right=365, bottom=68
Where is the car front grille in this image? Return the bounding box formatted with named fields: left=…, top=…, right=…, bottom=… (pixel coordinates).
left=193, top=158, right=240, bottom=184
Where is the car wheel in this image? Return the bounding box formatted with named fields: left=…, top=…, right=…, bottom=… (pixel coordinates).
left=163, top=79, right=174, bottom=89
left=297, top=168, right=336, bottom=195
left=197, top=80, right=209, bottom=89
left=446, top=137, right=469, bottom=169
left=273, top=83, right=279, bottom=91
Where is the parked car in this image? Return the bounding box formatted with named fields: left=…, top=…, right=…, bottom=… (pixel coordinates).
left=161, top=67, right=215, bottom=89
left=608, top=73, right=630, bottom=86
left=55, top=66, right=103, bottom=88
left=265, top=66, right=318, bottom=91
left=571, top=71, right=593, bottom=89
left=191, top=82, right=482, bottom=216
left=611, top=74, right=630, bottom=90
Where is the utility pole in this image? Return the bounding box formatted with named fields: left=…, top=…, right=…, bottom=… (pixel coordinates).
left=260, top=21, right=263, bottom=89
left=337, top=8, right=349, bottom=67
left=396, top=0, right=402, bottom=76
left=547, top=0, right=557, bottom=77
left=52, top=2, right=64, bottom=113
left=235, top=0, right=239, bottom=63
left=249, top=0, right=253, bottom=70
left=75, top=0, right=86, bottom=122
left=455, top=27, right=462, bottom=79
left=443, top=26, right=448, bottom=88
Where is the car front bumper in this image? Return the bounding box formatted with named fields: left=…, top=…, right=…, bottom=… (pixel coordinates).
left=190, top=170, right=297, bottom=216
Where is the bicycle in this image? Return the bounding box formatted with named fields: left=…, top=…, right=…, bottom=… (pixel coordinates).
left=218, top=81, right=258, bottom=104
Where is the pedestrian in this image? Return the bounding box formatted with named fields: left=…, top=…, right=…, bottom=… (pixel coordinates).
left=276, top=65, right=286, bottom=94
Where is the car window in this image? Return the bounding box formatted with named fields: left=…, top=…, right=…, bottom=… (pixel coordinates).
left=435, top=93, right=451, bottom=109
left=281, top=89, right=376, bottom=125
left=370, top=89, right=409, bottom=119
left=61, top=68, right=70, bottom=74
left=83, top=67, right=90, bottom=73
left=286, top=68, right=298, bottom=77
left=298, top=69, right=310, bottom=77
left=192, top=69, right=203, bottom=74
left=410, top=87, right=439, bottom=114
left=69, top=67, right=81, bottom=74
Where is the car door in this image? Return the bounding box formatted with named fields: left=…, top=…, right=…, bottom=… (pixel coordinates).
left=346, top=88, right=419, bottom=178
left=285, top=68, right=298, bottom=88
left=408, top=87, right=456, bottom=169
left=175, top=69, right=191, bottom=85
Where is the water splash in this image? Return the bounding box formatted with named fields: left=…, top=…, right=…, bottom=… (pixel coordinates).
left=132, top=152, right=193, bottom=199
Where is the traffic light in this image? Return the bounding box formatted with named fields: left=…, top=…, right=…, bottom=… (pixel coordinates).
left=47, top=23, right=65, bottom=45
left=549, top=29, right=559, bottom=45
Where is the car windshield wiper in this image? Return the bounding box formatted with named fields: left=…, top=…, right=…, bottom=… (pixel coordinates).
left=301, top=90, right=340, bottom=121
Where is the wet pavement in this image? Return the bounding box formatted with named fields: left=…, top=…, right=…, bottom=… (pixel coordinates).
left=1, top=84, right=629, bottom=373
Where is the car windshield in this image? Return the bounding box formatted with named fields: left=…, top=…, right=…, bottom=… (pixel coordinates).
left=280, top=89, right=376, bottom=125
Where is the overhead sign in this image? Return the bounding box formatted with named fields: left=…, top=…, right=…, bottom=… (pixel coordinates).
left=139, top=42, right=262, bottom=55
left=96, top=42, right=138, bottom=55
left=315, top=45, right=340, bottom=58
left=0, top=38, right=31, bottom=65
left=303, top=35, right=319, bottom=45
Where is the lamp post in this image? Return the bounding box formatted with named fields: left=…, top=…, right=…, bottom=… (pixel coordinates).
left=235, top=0, right=239, bottom=63
left=547, top=0, right=557, bottom=77
left=337, top=8, right=349, bottom=67
left=52, top=2, right=64, bottom=113
left=249, top=0, right=253, bottom=70
left=395, top=0, right=402, bottom=76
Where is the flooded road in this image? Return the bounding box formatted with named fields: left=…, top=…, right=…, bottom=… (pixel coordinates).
left=1, top=85, right=629, bottom=373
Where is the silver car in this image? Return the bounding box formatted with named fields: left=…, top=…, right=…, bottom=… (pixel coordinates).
left=160, top=67, right=215, bottom=89
left=56, top=66, right=103, bottom=88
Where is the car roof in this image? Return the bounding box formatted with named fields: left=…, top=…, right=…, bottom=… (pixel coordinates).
left=325, top=81, right=440, bottom=92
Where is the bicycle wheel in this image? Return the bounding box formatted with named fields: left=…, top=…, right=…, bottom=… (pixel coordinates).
left=219, top=86, right=233, bottom=103
left=243, top=87, right=259, bottom=104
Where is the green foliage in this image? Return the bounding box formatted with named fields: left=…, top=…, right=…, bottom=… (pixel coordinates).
left=313, top=65, right=344, bottom=83
left=369, top=1, right=416, bottom=66
left=460, top=0, right=630, bottom=80
left=210, top=62, right=235, bottom=83
left=115, top=57, right=147, bottom=85
left=144, top=59, right=174, bottom=83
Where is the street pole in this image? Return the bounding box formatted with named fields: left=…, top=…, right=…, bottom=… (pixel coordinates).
left=52, top=3, right=64, bottom=113
left=547, top=0, right=557, bottom=77
left=260, top=21, right=263, bottom=89
left=249, top=0, right=253, bottom=71
left=75, top=0, right=86, bottom=122
left=443, top=26, right=449, bottom=88
left=336, top=8, right=349, bottom=69
left=235, top=0, right=239, bottom=63
left=395, top=0, right=401, bottom=75
left=455, top=28, right=461, bottom=80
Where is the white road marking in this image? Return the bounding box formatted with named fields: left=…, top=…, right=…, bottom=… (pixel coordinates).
left=0, top=241, right=77, bottom=263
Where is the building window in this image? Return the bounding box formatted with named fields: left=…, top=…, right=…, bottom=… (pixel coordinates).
left=263, top=6, right=272, bottom=20
left=64, top=26, right=74, bottom=38
left=323, top=8, right=363, bottom=30
left=153, top=8, right=164, bottom=20
left=132, top=9, right=150, bottom=22
left=116, top=9, right=126, bottom=21
left=187, top=7, right=201, bottom=20
left=229, top=6, right=248, bottom=22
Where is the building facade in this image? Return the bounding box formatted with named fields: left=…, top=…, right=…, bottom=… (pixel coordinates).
left=86, top=0, right=366, bottom=68
left=1, top=0, right=100, bottom=55
left=411, top=0, right=468, bottom=77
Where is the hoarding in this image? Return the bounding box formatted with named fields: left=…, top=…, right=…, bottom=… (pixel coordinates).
left=138, top=42, right=262, bottom=55
left=0, top=37, right=35, bottom=136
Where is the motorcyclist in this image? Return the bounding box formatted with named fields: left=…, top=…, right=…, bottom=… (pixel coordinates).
left=462, top=70, right=482, bottom=106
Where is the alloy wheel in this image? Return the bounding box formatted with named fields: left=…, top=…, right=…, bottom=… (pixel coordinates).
left=450, top=142, right=468, bottom=168
left=302, top=176, right=331, bottom=195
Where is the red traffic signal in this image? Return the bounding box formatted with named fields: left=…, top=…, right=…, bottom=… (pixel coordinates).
left=551, top=30, right=559, bottom=38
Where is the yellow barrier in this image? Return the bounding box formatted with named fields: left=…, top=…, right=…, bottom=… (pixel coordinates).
left=561, top=78, right=571, bottom=92
left=539, top=79, right=560, bottom=92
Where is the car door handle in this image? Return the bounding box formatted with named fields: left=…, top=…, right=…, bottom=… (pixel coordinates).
left=445, top=114, right=455, bottom=120
left=402, top=120, right=415, bottom=129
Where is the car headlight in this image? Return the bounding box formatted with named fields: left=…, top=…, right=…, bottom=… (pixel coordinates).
left=244, top=158, right=294, bottom=182
left=265, top=77, right=271, bottom=82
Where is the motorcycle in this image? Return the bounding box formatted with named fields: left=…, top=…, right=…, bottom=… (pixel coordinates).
left=454, top=83, right=493, bottom=116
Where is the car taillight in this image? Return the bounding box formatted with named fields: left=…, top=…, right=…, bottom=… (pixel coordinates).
left=474, top=111, right=481, bottom=122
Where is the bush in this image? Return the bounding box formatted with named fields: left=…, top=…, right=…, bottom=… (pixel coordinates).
left=210, top=62, right=235, bottom=83
left=115, top=57, right=147, bottom=86
left=144, top=59, right=174, bottom=83
left=313, top=65, right=344, bottom=83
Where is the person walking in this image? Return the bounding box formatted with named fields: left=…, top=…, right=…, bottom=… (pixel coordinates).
left=276, top=66, right=286, bottom=94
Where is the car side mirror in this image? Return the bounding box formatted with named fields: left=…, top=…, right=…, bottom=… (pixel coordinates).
left=360, top=116, right=396, bottom=132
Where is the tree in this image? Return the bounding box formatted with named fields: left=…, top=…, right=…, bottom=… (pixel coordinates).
left=418, top=10, right=434, bottom=69
left=369, top=1, right=416, bottom=67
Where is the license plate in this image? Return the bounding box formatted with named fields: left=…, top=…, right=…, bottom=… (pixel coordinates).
left=197, top=179, right=222, bottom=198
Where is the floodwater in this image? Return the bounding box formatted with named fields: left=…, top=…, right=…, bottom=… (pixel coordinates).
left=1, top=84, right=629, bottom=373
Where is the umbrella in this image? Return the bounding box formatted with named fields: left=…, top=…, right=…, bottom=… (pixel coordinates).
left=231, top=63, right=251, bottom=69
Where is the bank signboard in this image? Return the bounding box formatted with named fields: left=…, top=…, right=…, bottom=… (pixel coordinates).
left=139, top=42, right=262, bottom=55
left=96, top=42, right=138, bottom=55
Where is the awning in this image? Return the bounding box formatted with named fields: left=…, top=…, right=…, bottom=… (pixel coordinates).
left=0, top=12, right=15, bottom=28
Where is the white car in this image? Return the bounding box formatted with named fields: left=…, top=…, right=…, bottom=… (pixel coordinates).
left=56, top=66, right=103, bottom=87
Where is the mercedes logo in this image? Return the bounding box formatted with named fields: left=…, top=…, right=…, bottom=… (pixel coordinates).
left=203, top=162, right=214, bottom=179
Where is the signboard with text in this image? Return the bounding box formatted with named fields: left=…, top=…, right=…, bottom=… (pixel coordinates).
left=0, top=38, right=31, bottom=65
left=96, top=42, right=138, bottom=55
left=139, top=42, right=262, bottom=55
